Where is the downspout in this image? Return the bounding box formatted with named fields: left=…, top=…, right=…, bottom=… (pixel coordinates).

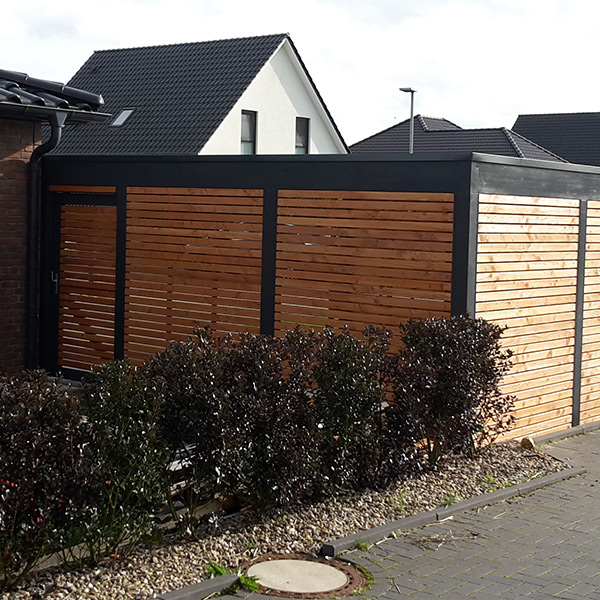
left=25, top=111, right=67, bottom=369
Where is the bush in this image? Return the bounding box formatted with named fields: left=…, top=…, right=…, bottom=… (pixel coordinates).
left=217, top=331, right=319, bottom=510
left=148, top=328, right=227, bottom=528
left=150, top=326, right=400, bottom=512
left=390, top=316, right=515, bottom=462
left=71, top=361, right=167, bottom=564
left=0, top=371, right=87, bottom=590
left=310, top=326, right=392, bottom=493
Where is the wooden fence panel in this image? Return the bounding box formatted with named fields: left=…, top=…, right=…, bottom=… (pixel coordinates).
left=580, top=200, right=600, bottom=424
left=58, top=204, right=117, bottom=371
left=124, top=187, right=263, bottom=363
left=275, top=190, right=454, bottom=338
left=476, top=194, right=579, bottom=439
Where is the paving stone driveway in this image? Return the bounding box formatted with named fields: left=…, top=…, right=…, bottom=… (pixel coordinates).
left=347, top=430, right=600, bottom=600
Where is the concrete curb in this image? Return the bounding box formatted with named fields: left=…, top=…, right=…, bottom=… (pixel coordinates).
left=319, top=465, right=586, bottom=557
left=534, top=421, right=600, bottom=446
left=154, top=573, right=239, bottom=600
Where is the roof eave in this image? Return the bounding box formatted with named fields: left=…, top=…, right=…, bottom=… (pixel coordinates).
left=0, top=102, right=111, bottom=124
left=282, top=36, right=349, bottom=153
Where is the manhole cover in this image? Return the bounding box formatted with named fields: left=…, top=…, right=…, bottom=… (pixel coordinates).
left=245, top=553, right=367, bottom=598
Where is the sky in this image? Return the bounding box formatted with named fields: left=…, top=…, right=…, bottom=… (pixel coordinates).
left=3, top=0, right=600, bottom=145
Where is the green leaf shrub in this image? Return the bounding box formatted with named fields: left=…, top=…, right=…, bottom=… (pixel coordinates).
left=0, top=371, right=87, bottom=589
left=389, top=315, right=515, bottom=462
left=71, top=361, right=167, bottom=564
left=311, top=326, right=391, bottom=493
left=147, top=328, right=227, bottom=529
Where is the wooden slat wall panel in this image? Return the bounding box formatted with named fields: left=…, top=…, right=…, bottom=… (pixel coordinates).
left=58, top=205, right=117, bottom=371
left=580, top=200, right=600, bottom=424
left=275, top=190, right=454, bottom=338
left=476, top=194, right=579, bottom=439
left=124, top=187, right=263, bottom=364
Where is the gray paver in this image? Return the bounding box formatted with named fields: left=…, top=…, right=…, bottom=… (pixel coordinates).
left=344, top=428, right=600, bottom=600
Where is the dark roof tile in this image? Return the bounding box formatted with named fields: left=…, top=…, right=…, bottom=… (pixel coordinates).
left=56, top=33, right=289, bottom=155
left=513, top=112, right=600, bottom=167
left=0, top=68, right=107, bottom=122
left=351, top=115, right=567, bottom=162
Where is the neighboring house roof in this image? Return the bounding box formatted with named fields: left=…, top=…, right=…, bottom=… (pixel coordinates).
left=351, top=115, right=567, bottom=162
left=513, top=112, right=600, bottom=167
left=54, top=33, right=346, bottom=155
left=0, top=68, right=109, bottom=123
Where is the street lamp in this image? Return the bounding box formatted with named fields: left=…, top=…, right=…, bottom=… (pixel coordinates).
left=400, top=87, right=417, bottom=154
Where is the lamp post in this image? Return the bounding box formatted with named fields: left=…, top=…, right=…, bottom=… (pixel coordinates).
left=400, top=87, right=416, bottom=154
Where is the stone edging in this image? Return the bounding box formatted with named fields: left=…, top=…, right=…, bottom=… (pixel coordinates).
left=154, top=573, right=239, bottom=600
left=319, top=465, right=585, bottom=557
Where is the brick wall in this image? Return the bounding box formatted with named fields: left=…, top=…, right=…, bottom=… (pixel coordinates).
left=0, top=120, right=39, bottom=374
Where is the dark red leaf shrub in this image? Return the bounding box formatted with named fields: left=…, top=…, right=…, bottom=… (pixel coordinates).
left=389, top=316, right=515, bottom=463
left=0, top=371, right=87, bottom=590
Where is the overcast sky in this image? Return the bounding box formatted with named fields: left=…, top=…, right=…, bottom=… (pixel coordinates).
left=3, top=0, right=599, bottom=145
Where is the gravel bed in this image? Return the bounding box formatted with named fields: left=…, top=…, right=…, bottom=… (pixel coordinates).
left=1, top=440, right=566, bottom=600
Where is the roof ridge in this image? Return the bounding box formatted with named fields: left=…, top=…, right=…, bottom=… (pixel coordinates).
left=506, top=128, right=569, bottom=162
left=502, top=128, right=524, bottom=158
left=417, top=114, right=428, bottom=131
left=517, top=111, right=600, bottom=118
left=93, top=33, right=289, bottom=54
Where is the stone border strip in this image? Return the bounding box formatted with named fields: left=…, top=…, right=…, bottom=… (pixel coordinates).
left=155, top=573, right=239, bottom=600
left=534, top=420, right=600, bottom=447
left=319, top=465, right=585, bottom=557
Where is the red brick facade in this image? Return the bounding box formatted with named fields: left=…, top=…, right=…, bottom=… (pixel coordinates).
left=0, top=120, right=39, bottom=374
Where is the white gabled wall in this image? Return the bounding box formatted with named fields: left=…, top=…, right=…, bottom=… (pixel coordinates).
left=200, top=39, right=347, bottom=155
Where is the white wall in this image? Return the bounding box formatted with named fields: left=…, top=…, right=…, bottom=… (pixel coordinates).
left=200, top=40, right=347, bottom=155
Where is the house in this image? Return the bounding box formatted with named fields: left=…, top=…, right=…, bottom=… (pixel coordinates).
left=0, top=69, right=109, bottom=373
left=54, top=33, right=348, bottom=156
left=350, top=114, right=566, bottom=162
left=513, top=112, right=600, bottom=167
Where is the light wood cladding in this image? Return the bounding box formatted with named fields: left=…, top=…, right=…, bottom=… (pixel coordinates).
left=58, top=205, right=117, bottom=370
left=275, top=190, right=454, bottom=337
left=124, top=187, right=263, bottom=363
left=580, top=200, right=600, bottom=424
left=476, top=194, right=579, bottom=439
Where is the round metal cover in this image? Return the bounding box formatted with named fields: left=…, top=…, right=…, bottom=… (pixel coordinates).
left=245, top=553, right=367, bottom=598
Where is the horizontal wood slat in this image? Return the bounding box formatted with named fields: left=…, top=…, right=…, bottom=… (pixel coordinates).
left=580, top=200, right=600, bottom=424
left=124, top=187, right=263, bottom=362
left=58, top=204, right=116, bottom=370
left=476, top=193, right=579, bottom=439
left=50, top=185, right=117, bottom=194
left=275, top=190, right=454, bottom=335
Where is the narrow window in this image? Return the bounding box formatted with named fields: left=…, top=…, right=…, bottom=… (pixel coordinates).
left=110, top=108, right=135, bottom=127
left=295, top=117, right=309, bottom=154
left=241, top=110, right=257, bottom=154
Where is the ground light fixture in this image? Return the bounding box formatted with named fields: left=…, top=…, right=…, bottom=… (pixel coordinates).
left=400, top=87, right=417, bottom=154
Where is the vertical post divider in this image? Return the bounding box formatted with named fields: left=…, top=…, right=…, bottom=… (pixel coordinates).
left=113, top=185, right=127, bottom=360
left=260, top=187, right=278, bottom=336
left=572, top=198, right=588, bottom=427
left=451, top=162, right=479, bottom=317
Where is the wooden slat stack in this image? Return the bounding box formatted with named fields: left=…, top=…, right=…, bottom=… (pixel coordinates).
left=476, top=194, right=579, bottom=439
left=124, top=187, right=263, bottom=363
left=275, top=190, right=454, bottom=338
left=581, top=200, right=600, bottom=424
left=58, top=204, right=117, bottom=370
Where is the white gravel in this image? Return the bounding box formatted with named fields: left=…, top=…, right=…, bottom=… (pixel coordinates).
left=1, top=440, right=566, bottom=600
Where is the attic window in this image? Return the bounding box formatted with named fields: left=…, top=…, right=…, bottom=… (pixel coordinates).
left=110, top=108, right=135, bottom=127
left=295, top=117, right=310, bottom=154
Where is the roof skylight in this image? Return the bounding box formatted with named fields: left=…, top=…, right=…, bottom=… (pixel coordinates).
left=110, top=108, right=135, bottom=126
